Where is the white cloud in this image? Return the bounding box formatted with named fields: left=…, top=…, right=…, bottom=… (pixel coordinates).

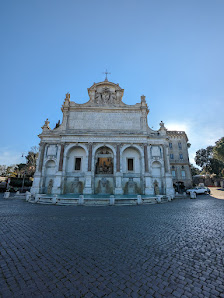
left=166, top=119, right=224, bottom=166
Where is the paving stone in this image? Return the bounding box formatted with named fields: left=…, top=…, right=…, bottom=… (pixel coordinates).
left=0, top=193, right=224, bottom=297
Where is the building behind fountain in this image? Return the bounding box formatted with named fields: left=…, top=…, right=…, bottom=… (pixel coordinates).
left=31, top=78, right=192, bottom=196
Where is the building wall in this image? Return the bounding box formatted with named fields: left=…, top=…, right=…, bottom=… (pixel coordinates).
left=167, top=132, right=192, bottom=189
left=32, top=141, right=176, bottom=196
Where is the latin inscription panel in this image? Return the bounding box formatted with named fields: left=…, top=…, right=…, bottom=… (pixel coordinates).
left=68, top=111, right=141, bottom=130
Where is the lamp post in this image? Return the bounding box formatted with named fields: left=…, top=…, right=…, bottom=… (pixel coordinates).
left=21, top=171, right=26, bottom=193
left=21, top=152, right=27, bottom=193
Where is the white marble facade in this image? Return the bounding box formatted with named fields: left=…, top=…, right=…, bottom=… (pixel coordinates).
left=31, top=79, right=191, bottom=196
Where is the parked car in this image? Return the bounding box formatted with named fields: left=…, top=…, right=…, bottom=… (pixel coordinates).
left=186, top=187, right=210, bottom=195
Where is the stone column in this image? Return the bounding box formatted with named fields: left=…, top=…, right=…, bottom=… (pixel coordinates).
left=58, top=144, right=65, bottom=171
left=163, top=145, right=169, bottom=173
left=144, top=144, right=149, bottom=173
left=116, top=144, right=120, bottom=172
left=50, top=144, right=64, bottom=195
left=83, top=143, right=93, bottom=195
left=38, top=143, right=46, bottom=172
left=88, top=143, right=92, bottom=171
left=115, top=144, right=123, bottom=195
left=144, top=145, right=153, bottom=195
left=83, top=173, right=93, bottom=195
left=163, top=145, right=175, bottom=196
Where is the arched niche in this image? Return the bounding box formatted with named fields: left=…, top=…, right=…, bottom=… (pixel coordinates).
left=44, top=160, right=56, bottom=194
left=45, top=160, right=56, bottom=176
left=122, top=147, right=141, bottom=173
left=65, top=146, right=87, bottom=173
left=152, top=161, right=162, bottom=177
left=95, top=146, right=114, bottom=175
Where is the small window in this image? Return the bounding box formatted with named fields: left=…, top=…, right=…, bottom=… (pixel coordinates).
left=179, top=154, right=183, bottom=160
left=178, top=142, right=182, bottom=150
left=169, top=143, right=173, bottom=149
left=127, top=158, right=134, bottom=171
left=75, top=158, right=81, bottom=171
left=181, top=170, right=186, bottom=178
left=170, top=154, right=174, bottom=159
left=172, top=170, right=176, bottom=177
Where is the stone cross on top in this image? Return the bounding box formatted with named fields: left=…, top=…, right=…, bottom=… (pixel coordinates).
left=103, top=69, right=111, bottom=81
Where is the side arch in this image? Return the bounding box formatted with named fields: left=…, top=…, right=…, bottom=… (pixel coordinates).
left=63, top=144, right=88, bottom=172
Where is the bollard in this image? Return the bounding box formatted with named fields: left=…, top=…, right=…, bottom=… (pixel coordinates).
left=156, top=195, right=162, bottom=203
left=79, top=195, right=84, bottom=205
left=190, top=191, right=196, bottom=199
left=52, top=195, right=57, bottom=204
left=26, top=191, right=31, bottom=202
left=3, top=192, right=10, bottom=199
left=110, top=195, right=115, bottom=205
left=137, top=195, right=142, bottom=205
left=34, top=194, right=39, bottom=203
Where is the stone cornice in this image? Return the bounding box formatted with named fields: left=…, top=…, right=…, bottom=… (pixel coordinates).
left=167, top=131, right=188, bottom=142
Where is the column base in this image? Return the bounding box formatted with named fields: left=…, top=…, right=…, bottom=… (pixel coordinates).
left=114, top=188, right=123, bottom=195
left=31, top=173, right=41, bottom=195
left=84, top=172, right=93, bottom=195
left=52, top=173, right=63, bottom=195
left=145, top=188, right=154, bottom=195
left=83, top=188, right=93, bottom=195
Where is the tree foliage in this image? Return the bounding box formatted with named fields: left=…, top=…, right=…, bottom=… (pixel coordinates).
left=25, top=146, right=39, bottom=176
left=190, top=164, right=201, bottom=176
left=195, top=146, right=213, bottom=169
left=213, top=137, right=224, bottom=163
left=0, top=165, right=7, bottom=176
left=195, top=143, right=224, bottom=177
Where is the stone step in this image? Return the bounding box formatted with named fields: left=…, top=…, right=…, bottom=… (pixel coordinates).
left=115, top=199, right=137, bottom=205
left=142, top=198, right=157, bottom=204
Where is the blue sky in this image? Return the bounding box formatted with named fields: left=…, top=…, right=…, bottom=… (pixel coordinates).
left=0, top=0, right=224, bottom=166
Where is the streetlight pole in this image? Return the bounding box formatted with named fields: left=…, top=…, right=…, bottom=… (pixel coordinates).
left=21, top=152, right=27, bottom=193
left=21, top=171, right=26, bottom=193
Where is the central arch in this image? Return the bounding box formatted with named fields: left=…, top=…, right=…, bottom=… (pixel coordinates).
left=95, top=146, right=114, bottom=174
left=94, top=146, right=114, bottom=194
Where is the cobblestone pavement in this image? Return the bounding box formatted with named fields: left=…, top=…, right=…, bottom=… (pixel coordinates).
left=0, top=191, right=224, bottom=298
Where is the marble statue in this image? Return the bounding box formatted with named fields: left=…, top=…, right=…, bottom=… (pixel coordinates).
left=47, top=179, right=53, bottom=194
left=154, top=180, right=160, bottom=195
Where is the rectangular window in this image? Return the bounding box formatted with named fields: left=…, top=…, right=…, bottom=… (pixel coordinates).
left=181, top=170, right=186, bottom=178
left=127, top=158, right=134, bottom=171
left=169, top=142, right=173, bottom=149
left=75, top=158, right=81, bottom=171
left=179, top=154, right=183, bottom=160
left=170, top=154, right=174, bottom=159
left=172, top=170, right=176, bottom=177
left=178, top=142, right=182, bottom=150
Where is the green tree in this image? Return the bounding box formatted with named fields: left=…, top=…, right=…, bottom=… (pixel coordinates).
left=213, top=137, right=224, bottom=163
left=25, top=146, right=39, bottom=177
left=14, top=163, right=26, bottom=177
left=195, top=146, right=213, bottom=170
left=195, top=144, right=224, bottom=177
left=207, top=158, right=224, bottom=176
left=0, top=165, right=7, bottom=176
left=190, top=164, right=201, bottom=176
left=6, top=165, right=17, bottom=177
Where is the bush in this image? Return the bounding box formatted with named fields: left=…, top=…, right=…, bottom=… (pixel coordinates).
left=10, top=177, right=33, bottom=187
